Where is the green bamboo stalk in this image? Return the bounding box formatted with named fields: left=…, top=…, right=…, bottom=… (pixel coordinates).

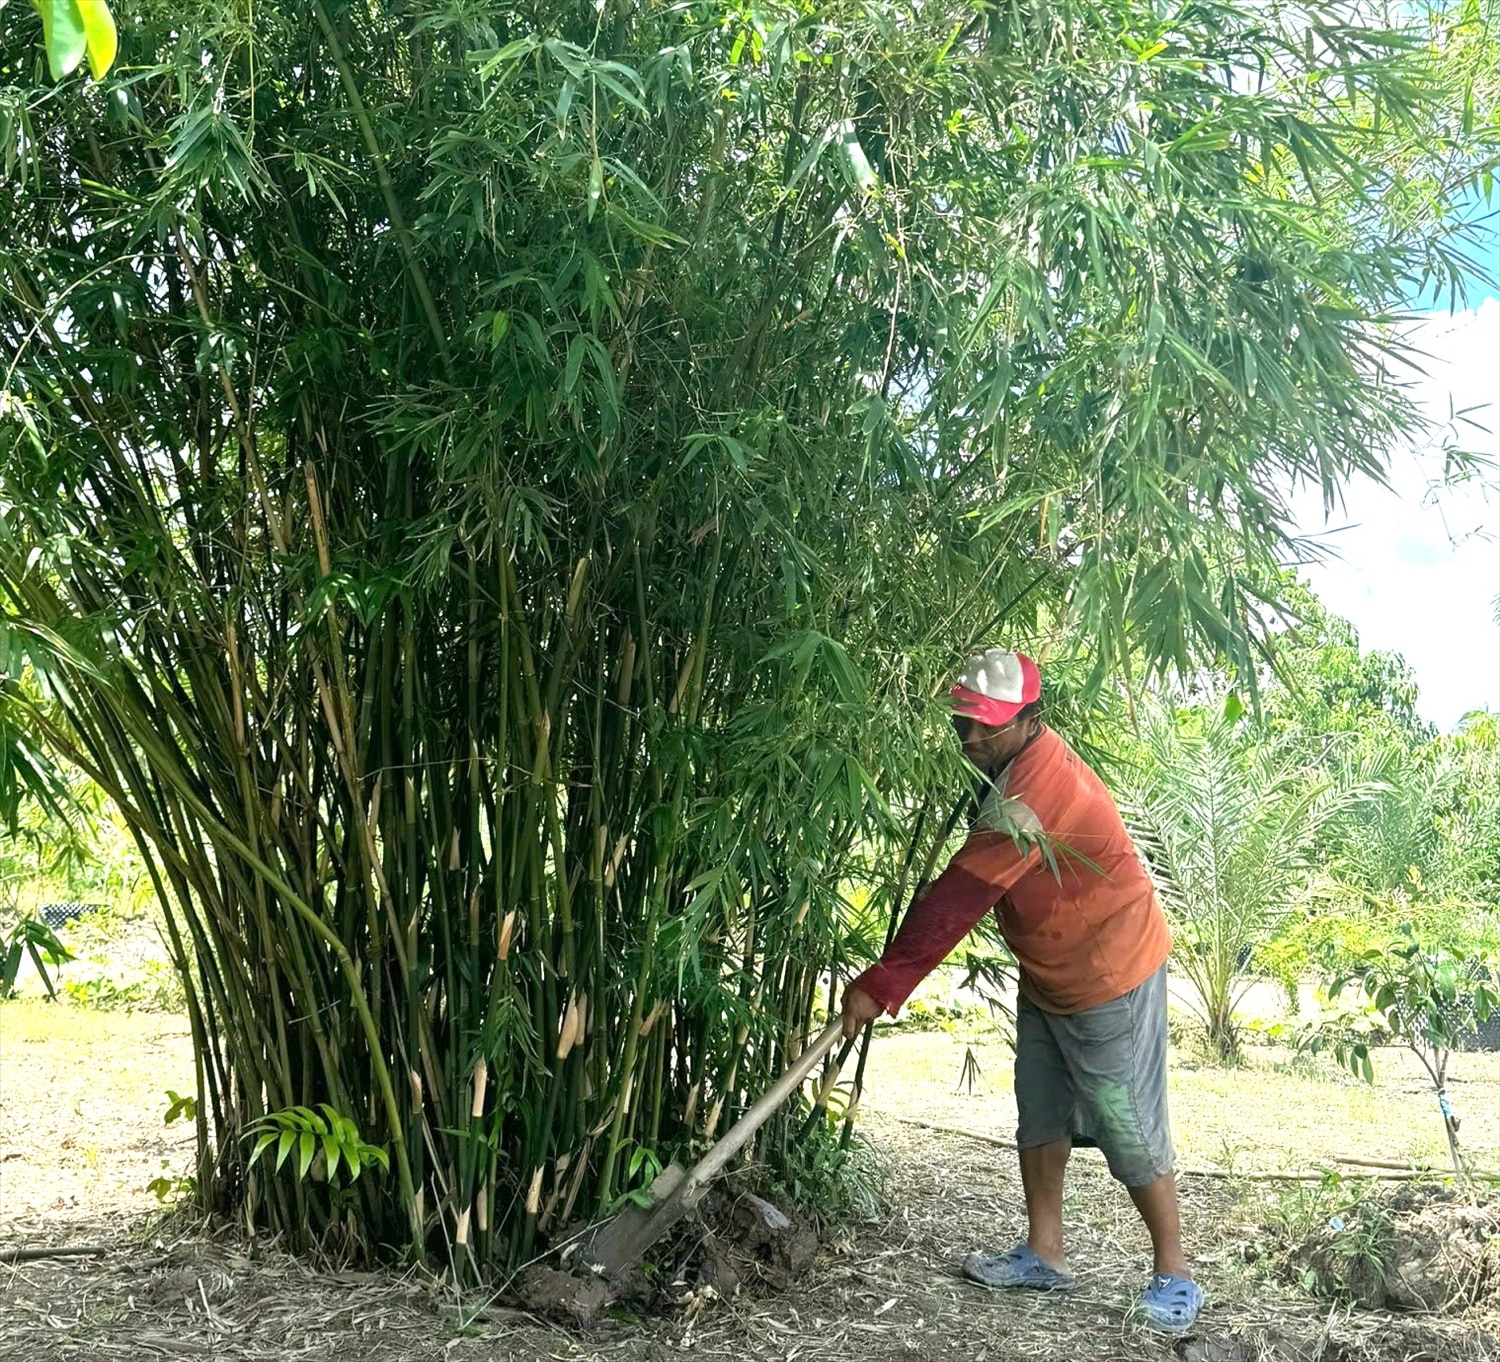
left=307, top=0, right=451, bottom=369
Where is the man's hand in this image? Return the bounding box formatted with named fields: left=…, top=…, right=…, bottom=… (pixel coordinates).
left=841, top=984, right=883, bottom=1038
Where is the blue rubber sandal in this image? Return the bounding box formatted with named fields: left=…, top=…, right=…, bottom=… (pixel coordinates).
left=1139, top=1273, right=1204, bottom=1330
left=961, top=1243, right=1075, bottom=1292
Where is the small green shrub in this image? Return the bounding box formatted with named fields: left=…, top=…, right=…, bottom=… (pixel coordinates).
left=888, top=996, right=994, bottom=1033
left=247, top=1105, right=390, bottom=1185
left=163, top=1089, right=197, bottom=1125
left=61, top=958, right=184, bottom=1012
left=63, top=976, right=147, bottom=1008
left=612, top=1144, right=665, bottom=1211
left=751, top=1116, right=888, bottom=1229
left=1284, top=926, right=1497, bottom=1176
left=1258, top=897, right=1499, bottom=1016
left=0, top=914, right=73, bottom=999
left=1268, top=1174, right=1398, bottom=1309
left=1256, top=909, right=1392, bottom=1013
left=146, top=1162, right=198, bottom=1205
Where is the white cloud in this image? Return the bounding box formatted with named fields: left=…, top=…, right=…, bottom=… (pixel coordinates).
left=1290, top=298, right=1500, bottom=734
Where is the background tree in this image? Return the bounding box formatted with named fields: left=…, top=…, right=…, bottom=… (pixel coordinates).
left=1260, top=581, right=1434, bottom=753
left=1249, top=585, right=1500, bottom=1002
left=1, top=0, right=1495, bottom=1272
left=1122, top=700, right=1376, bottom=1059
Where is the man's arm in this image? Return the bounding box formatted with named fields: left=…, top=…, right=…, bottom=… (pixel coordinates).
left=844, top=830, right=1038, bottom=1023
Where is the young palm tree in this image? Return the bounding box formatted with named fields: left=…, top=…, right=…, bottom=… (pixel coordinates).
left=1124, top=706, right=1377, bottom=1060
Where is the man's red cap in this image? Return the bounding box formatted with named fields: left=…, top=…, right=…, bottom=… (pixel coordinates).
left=949, top=648, right=1041, bottom=728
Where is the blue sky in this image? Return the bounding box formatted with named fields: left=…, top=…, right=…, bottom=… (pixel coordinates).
left=1291, top=189, right=1499, bottom=733
left=1409, top=186, right=1500, bottom=310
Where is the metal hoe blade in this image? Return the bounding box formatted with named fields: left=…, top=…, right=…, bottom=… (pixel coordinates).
left=569, top=1018, right=844, bottom=1279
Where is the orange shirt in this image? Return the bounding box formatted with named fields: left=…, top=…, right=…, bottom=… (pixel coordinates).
left=852, top=726, right=1171, bottom=1015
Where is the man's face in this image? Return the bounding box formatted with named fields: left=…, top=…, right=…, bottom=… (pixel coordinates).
left=952, top=712, right=1036, bottom=776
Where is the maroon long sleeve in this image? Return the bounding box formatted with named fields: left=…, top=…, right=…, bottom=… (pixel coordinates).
left=852, top=822, right=1038, bottom=1014
left=850, top=828, right=1038, bottom=1014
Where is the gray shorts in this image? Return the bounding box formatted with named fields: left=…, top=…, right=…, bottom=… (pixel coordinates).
left=1014, top=964, right=1174, bottom=1187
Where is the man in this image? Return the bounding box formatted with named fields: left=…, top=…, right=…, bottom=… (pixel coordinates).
left=841, top=648, right=1202, bottom=1332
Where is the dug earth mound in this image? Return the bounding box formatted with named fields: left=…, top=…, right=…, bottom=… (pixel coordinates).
left=518, top=1188, right=816, bottom=1323
left=1262, top=1183, right=1500, bottom=1315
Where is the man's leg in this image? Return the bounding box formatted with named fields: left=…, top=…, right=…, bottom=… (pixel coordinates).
left=1013, top=992, right=1075, bottom=1273
left=1056, top=966, right=1189, bottom=1277
left=1049, top=968, right=1202, bottom=1328
left=1127, top=1173, right=1190, bottom=1279
left=1019, top=1136, right=1072, bottom=1271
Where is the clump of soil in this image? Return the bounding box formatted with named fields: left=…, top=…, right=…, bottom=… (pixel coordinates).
left=514, top=1264, right=614, bottom=1324
left=689, top=1189, right=819, bottom=1299
left=1223, top=1319, right=1499, bottom=1361
left=518, top=1187, right=817, bottom=1324
left=1266, top=1183, right=1500, bottom=1315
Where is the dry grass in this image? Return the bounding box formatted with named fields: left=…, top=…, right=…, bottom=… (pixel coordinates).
left=0, top=1002, right=195, bottom=1222
left=863, top=1027, right=1500, bottom=1174
left=3, top=1002, right=1500, bottom=1361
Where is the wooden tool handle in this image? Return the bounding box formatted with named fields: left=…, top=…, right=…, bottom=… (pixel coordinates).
left=600, top=1018, right=846, bottom=1268
left=680, top=1018, right=844, bottom=1201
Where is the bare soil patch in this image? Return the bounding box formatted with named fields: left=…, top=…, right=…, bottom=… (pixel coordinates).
left=0, top=1002, right=194, bottom=1223
left=3, top=1004, right=1498, bottom=1361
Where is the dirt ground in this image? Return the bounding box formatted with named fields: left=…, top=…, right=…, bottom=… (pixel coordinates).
left=3, top=1001, right=1499, bottom=1361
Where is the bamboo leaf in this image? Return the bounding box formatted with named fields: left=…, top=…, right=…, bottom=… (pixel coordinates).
left=30, top=0, right=86, bottom=81
left=474, top=35, right=540, bottom=80
left=587, top=157, right=603, bottom=221
left=1, top=941, right=23, bottom=996
left=789, top=123, right=840, bottom=189
left=323, top=1134, right=343, bottom=1182
left=77, top=0, right=116, bottom=79
left=837, top=120, right=878, bottom=193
